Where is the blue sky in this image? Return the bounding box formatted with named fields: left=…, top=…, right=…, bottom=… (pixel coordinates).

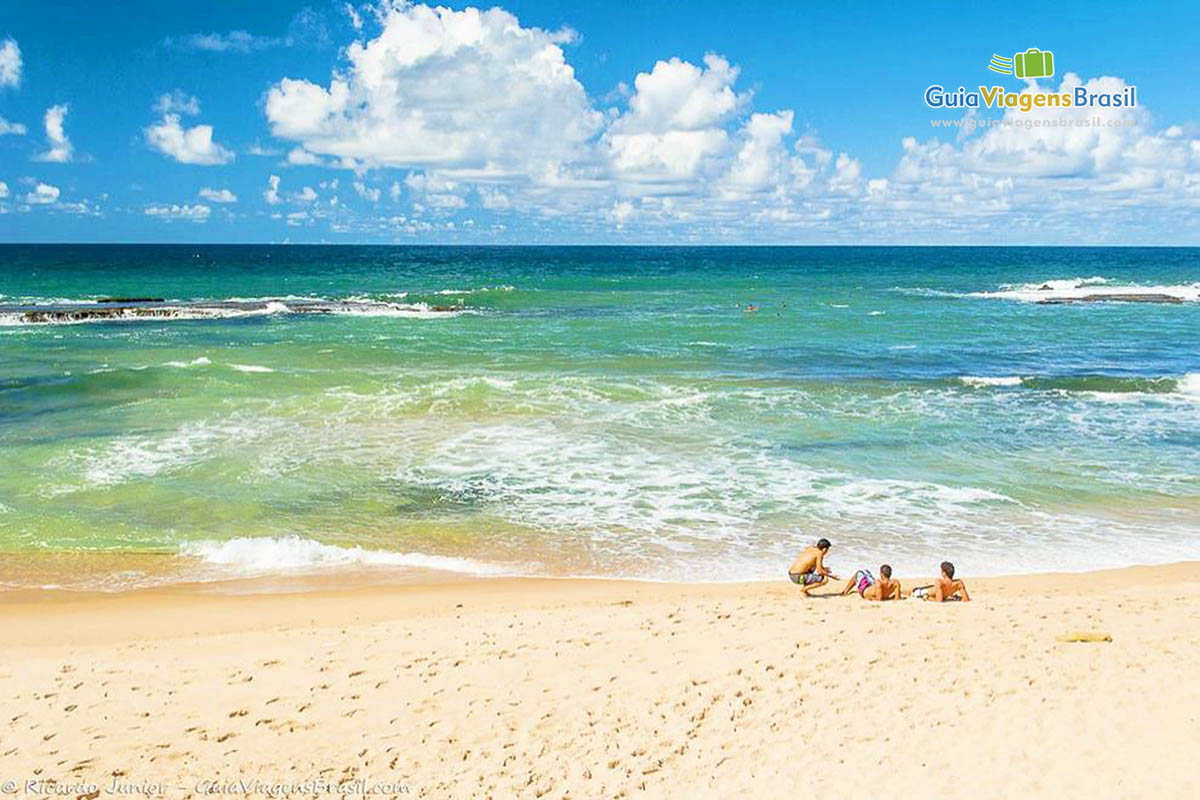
left=1, top=1, right=1199, bottom=243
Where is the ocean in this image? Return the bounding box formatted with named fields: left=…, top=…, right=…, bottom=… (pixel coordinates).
left=1, top=245, right=1197, bottom=589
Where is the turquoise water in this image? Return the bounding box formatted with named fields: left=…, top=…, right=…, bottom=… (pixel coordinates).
left=1, top=245, right=1197, bottom=587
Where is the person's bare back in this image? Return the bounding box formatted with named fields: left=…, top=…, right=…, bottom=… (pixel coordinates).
left=789, top=546, right=820, bottom=576
left=788, top=538, right=833, bottom=595
left=863, top=573, right=900, bottom=601
left=916, top=561, right=970, bottom=602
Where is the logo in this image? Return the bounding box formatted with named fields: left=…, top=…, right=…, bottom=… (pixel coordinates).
left=988, top=48, right=1055, bottom=80
left=923, top=48, right=1137, bottom=111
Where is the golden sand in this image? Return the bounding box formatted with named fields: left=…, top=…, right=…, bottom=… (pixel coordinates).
left=2, top=562, right=1198, bottom=798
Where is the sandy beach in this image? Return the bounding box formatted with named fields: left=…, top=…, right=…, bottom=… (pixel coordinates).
left=0, top=563, right=1196, bottom=799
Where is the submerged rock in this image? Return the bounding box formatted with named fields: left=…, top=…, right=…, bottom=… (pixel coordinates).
left=3, top=299, right=468, bottom=325
left=1036, top=293, right=1185, bottom=304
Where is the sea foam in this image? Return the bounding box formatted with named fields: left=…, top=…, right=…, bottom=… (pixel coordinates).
left=0, top=297, right=470, bottom=326
left=180, top=535, right=512, bottom=577
left=959, top=375, right=1024, bottom=387
left=968, top=276, right=1200, bottom=303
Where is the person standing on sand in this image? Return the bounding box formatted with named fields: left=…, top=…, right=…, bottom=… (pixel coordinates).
left=911, top=561, right=970, bottom=602
left=840, top=564, right=901, bottom=600
left=788, top=538, right=836, bottom=596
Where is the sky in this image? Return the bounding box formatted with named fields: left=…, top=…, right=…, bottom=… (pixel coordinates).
left=1, top=0, right=1199, bottom=244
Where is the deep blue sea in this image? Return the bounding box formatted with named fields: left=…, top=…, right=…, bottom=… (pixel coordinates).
left=1, top=245, right=1197, bottom=588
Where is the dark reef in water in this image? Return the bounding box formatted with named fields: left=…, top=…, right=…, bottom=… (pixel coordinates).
left=1036, top=294, right=1185, bottom=304
left=2, top=299, right=466, bottom=324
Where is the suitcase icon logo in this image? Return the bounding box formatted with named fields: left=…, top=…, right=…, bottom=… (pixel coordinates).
left=988, top=48, right=1055, bottom=80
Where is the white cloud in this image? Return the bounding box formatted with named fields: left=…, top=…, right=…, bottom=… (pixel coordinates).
left=245, top=141, right=282, bottom=157
left=428, top=192, right=465, bottom=208
left=0, top=180, right=8, bottom=198
left=145, top=96, right=235, bottom=165
left=167, top=9, right=326, bottom=54
left=607, top=200, right=635, bottom=229
left=265, top=3, right=601, bottom=175
left=154, top=91, right=201, bottom=116
left=198, top=187, right=237, bottom=203
left=56, top=199, right=100, bottom=216
left=286, top=146, right=323, bottom=165
left=478, top=187, right=510, bottom=210
left=34, top=105, right=73, bottom=163
left=0, top=116, right=24, bottom=135
left=720, top=111, right=793, bottom=195
left=605, top=54, right=745, bottom=184
left=263, top=174, right=281, bottom=204
left=176, top=31, right=282, bottom=53
left=827, top=153, right=864, bottom=195
left=353, top=181, right=380, bottom=202
left=0, top=38, right=20, bottom=88
left=295, top=185, right=318, bottom=203
left=253, top=4, right=1200, bottom=242
left=25, top=182, right=59, bottom=204
left=873, top=73, right=1200, bottom=236
left=144, top=203, right=211, bottom=222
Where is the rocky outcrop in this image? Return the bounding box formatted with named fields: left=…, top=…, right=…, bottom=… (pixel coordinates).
left=3, top=299, right=467, bottom=325
left=1036, top=293, right=1185, bottom=305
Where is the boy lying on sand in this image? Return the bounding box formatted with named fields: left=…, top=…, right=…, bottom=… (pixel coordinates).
left=840, top=564, right=901, bottom=600
left=911, top=561, right=970, bottom=602
left=788, top=539, right=837, bottom=596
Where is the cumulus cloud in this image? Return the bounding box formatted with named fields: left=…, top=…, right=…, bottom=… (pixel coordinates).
left=144, top=203, right=211, bottom=222
left=34, top=105, right=73, bottom=162
left=353, top=181, right=380, bottom=202
left=286, top=146, right=324, bottom=165
left=254, top=3, right=1200, bottom=241
left=25, top=182, right=59, bottom=204
left=263, top=174, right=282, bottom=204
left=604, top=54, right=745, bottom=186
left=0, top=38, right=20, bottom=88
left=155, top=91, right=201, bottom=116
left=0, top=180, right=7, bottom=198
left=144, top=94, right=234, bottom=165
left=872, top=73, right=1200, bottom=236
left=198, top=187, right=237, bottom=203
left=719, top=111, right=794, bottom=195
left=0, top=116, right=24, bottom=135
left=259, top=6, right=832, bottom=231
left=265, top=3, right=601, bottom=176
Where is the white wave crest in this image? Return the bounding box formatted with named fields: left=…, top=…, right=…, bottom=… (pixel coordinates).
left=959, top=375, right=1024, bottom=387
left=165, top=356, right=212, bottom=368
left=45, top=414, right=288, bottom=494
left=0, top=298, right=470, bottom=326
left=432, top=285, right=514, bottom=295
left=969, top=276, right=1200, bottom=303
left=180, top=535, right=511, bottom=576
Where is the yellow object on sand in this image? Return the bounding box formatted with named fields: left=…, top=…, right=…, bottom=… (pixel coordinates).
left=1056, top=631, right=1113, bottom=643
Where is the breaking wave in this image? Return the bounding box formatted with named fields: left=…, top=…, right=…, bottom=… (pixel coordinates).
left=0, top=297, right=472, bottom=326
left=180, top=535, right=514, bottom=577
left=967, top=277, right=1200, bottom=304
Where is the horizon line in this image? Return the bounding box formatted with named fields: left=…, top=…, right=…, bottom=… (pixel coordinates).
left=1, top=242, right=1198, bottom=249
